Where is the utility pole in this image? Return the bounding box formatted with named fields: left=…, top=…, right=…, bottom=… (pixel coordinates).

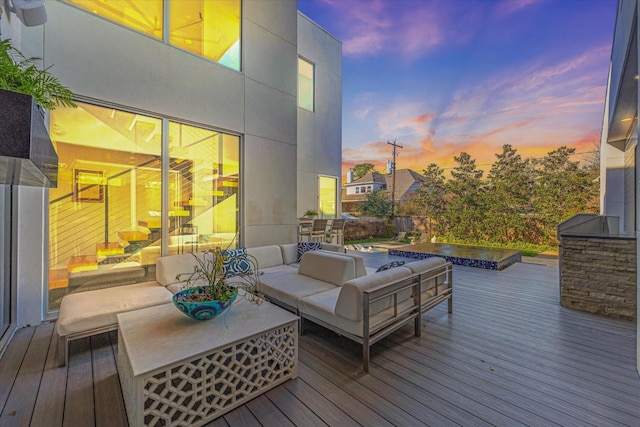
left=387, top=139, right=403, bottom=217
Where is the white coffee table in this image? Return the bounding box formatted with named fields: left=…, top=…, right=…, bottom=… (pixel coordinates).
left=117, top=293, right=299, bottom=427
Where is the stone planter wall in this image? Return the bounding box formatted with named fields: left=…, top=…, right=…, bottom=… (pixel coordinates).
left=560, top=234, right=636, bottom=320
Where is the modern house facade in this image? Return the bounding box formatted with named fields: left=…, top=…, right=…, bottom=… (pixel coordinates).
left=0, top=0, right=341, bottom=342
left=599, top=0, right=640, bottom=372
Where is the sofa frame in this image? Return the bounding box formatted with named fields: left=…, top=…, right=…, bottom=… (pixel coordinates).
left=299, top=262, right=453, bottom=372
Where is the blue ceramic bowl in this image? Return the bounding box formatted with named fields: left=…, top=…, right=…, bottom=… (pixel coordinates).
left=172, top=286, right=238, bottom=320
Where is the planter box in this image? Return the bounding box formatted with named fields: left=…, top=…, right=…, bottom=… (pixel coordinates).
left=0, top=88, right=58, bottom=187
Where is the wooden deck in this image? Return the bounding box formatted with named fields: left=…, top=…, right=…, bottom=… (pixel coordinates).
left=1, top=259, right=639, bottom=426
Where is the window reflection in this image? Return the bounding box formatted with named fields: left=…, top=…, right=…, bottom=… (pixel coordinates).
left=319, top=176, right=337, bottom=219
left=64, top=0, right=163, bottom=39
left=298, top=57, right=314, bottom=111
left=170, top=0, right=241, bottom=70
left=62, top=0, right=241, bottom=70
left=48, top=102, right=240, bottom=312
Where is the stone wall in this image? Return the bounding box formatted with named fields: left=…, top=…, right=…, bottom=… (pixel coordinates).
left=560, top=235, right=636, bottom=320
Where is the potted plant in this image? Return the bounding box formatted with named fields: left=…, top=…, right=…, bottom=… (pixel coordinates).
left=304, top=209, right=318, bottom=219
left=172, top=247, right=263, bottom=320
left=0, top=39, right=76, bottom=109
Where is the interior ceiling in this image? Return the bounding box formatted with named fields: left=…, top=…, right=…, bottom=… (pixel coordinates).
left=608, top=20, right=638, bottom=151
left=51, top=103, right=241, bottom=171
left=66, top=0, right=240, bottom=60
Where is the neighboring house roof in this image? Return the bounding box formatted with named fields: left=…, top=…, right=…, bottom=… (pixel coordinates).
left=347, top=171, right=387, bottom=186
left=342, top=169, right=425, bottom=203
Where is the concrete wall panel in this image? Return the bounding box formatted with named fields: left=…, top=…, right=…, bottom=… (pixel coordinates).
left=245, top=79, right=297, bottom=145
left=44, top=3, right=246, bottom=133
left=243, top=20, right=297, bottom=96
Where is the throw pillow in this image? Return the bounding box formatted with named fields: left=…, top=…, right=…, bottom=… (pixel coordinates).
left=222, top=248, right=252, bottom=277
left=297, top=241, right=322, bottom=262
left=375, top=260, right=406, bottom=273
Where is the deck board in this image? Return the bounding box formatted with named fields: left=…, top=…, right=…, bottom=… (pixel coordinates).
left=2, top=259, right=640, bottom=426
left=91, top=333, right=127, bottom=427
left=64, top=338, right=95, bottom=426
left=0, top=323, right=50, bottom=427
left=30, top=323, right=66, bottom=427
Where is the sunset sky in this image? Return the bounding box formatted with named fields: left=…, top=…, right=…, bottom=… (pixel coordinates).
left=297, top=0, right=617, bottom=178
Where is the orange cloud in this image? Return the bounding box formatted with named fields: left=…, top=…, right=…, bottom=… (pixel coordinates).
left=410, top=113, right=435, bottom=125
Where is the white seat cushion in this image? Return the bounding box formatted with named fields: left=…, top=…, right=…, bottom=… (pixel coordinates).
left=258, top=271, right=336, bottom=308
left=246, top=245, right=284, bottom=269
left=56, top=282, right=173, bottom=336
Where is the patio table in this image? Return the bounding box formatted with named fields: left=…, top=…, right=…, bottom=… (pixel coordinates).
left=117, top=293, right=298, bottom=427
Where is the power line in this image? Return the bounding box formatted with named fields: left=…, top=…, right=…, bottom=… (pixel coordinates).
left=387, top=139, right=403, bottom=216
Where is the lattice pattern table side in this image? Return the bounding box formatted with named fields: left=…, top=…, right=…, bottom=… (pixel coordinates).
left=142, top=323, right=298, bottom=427
left=117, top=328, right=138, bottom=427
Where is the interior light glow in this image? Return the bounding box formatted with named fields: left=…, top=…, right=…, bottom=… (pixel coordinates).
left=621, top=117, right=633, bottom=122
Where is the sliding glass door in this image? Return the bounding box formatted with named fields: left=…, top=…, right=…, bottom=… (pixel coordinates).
left=47, top=102, right=240, bottom=311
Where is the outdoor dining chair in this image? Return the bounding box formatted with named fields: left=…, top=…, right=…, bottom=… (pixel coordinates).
left=329, top=218, right=346, bottom=245
left=306, top=219, right=328, bottom=242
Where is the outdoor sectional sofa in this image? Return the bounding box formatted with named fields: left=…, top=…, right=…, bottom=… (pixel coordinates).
left=55, top=242, right=452, bottom=371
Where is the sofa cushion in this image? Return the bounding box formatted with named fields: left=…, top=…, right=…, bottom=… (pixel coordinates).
left=56, top=282, right=173, bottom=336
left=403, top=257, right=447, bottom=275
left=376, top=260, right=406, bottom=272
left=298, top=250, right=356, bottom=286
left=321, top=242, right=346, bottom=253
left=258, top=264, right=298, bottom=275
left=321, top=251, right=367, bottom=277
left=297, top=242, right=322, bottom=262
left=403, top=257, right=448, bottom=295
left=258, top=270, right=336, bottom=308
left=335, top=267, right=413, bottom=321
left=156, top=252, right=209, bottom=287
left=299, top=287, right=416, bottom=337
left=246, top=245, right=284, bottom=269
left=222, top=248, right=252, bottom=277
left=280, top=243, right=299, bottom=265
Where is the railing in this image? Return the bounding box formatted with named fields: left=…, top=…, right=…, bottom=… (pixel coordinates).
left=49, top=157, right=236, bottom=268
left=49, top=158, right=162, bottom=266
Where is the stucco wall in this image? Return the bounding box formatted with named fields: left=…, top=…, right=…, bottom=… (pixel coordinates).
left=296, top=13, right=342, bottom=217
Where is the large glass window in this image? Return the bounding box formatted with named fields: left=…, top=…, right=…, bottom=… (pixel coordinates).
left=168, top=122, right=240, bottom=250
left=298, top=57, right=315, bottom=111
left=48, top=102, right=240, bottom=311
left=319, top=176, right=337, bottom=219
left=63, top=0, right=241, bottom=71
left=170, top=0, right=241, bottom=70
left=64, top=0, right=163, bottom=39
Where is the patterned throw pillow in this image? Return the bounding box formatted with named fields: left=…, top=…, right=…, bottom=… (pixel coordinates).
left=297, top=242, right=322, bottom=262
left=375, top=260, right=406, bottom=273
left=222, top=248, right=252, bottom=277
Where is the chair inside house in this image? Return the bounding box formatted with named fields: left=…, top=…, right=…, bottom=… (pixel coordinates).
left=329, top=218, right=346, bottom=245
left=299, top=219, right=328, bottom=242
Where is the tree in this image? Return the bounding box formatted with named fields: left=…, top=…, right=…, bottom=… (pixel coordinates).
left=358, top=190, right=393, bottom=217
left=534, top=146, right=598, bottom=244
left=444, top=152, right=486, bottom=240
left=414, top=163, right=448, bottom=235
left=352, top=163, right=376, bottom=180
left=484, top=145, right=535, bottom=242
